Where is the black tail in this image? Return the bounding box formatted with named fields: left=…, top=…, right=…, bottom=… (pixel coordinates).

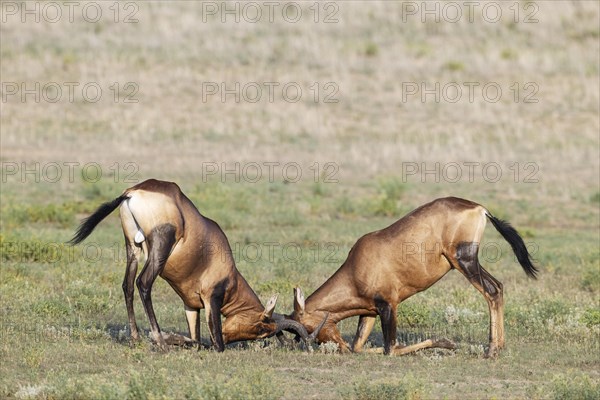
left=68, top=195, right=128, bottom=245
left=486, top=212, right=538, bottom=279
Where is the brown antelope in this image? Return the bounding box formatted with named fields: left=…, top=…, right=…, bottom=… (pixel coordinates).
left=290, top=197, right=538, bottom=357
left=69, top=179, right=319, bottom=351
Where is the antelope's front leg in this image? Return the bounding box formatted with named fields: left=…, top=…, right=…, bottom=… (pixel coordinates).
left=375, top=299, right=398, bottom=355
left=205, top=295, right=224, bottom=352
left=319, top=323, right=351, bottom=353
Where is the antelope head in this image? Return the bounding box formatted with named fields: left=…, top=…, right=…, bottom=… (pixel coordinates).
left=222, top=294, right=325, bottom=346
left=289, top=287, right=331, bottom=341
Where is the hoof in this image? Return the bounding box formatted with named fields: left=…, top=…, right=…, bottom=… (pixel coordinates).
left=161, top=332, right=195, bottom=347
left=484, top=345, right=499, bottom=358
left=157, top=344, right=169, bottom=353
left=434, top=338, right=457, bottom=350
left=129, top=332, right=142, bottom=342
left=149, top=333, right=169, bottom=352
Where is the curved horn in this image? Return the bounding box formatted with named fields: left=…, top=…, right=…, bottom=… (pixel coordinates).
left=272, top=319, right=316, bottom=352
left=271, top=312, right=285, bottom=321
left=309, top=312, right=329, bottom=340
left=273, top=313, right=329, bottom=353
left=262, top=294, right=278, bottom=320
left=272, top=312, right=329, bottom=340
left=273, top=319, right=309, bottom=339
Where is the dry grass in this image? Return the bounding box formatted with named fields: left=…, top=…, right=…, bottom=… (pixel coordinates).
left=2, top=2, right=598, bottom=194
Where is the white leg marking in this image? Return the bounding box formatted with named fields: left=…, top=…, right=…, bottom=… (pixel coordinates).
left=134, top=230, right=145, bottom=244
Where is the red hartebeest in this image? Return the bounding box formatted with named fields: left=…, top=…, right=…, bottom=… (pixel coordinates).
left=290, top=197, right=538, bottom=357
left=69, top=179, right=318, bottom=351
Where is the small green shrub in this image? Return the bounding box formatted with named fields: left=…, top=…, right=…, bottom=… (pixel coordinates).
left=200, top=370, right=278, bottom=400
left=397, top=302, right=433, bottom=327
left=505, top=302, right=544, bottom=337
left=312, top=181, right=327, bottom=197
left=46, top=373, right=148, bottom=400
left=80, top=180, right=127, bottom=202
left=335, top=195, right=356, bottom=215
left=501, top=48, right=518, bottom=60
left=33, top=299, right=70, bottom=318
left=580, top=308, right=600, bottom=328
left=443, top=305, right=483, bottom=326
left=444, top=60, right=464, bottom=71
left=4, top=203, right=74, bottom=227
left=581, top=267, right=600, bottom=292
left=0, top=236, right=73, bottom=263
left=72, top=296, right=111, bottom=315
left=255, top=279, right=295, bottom=297
left=82, top=182, right=104, bottom=201
left=581, top=252, right=599, bottom=292
left=364, top=42, right=379, bottom=57
left=368, top=178, right=407, bottom=217
left=351, top=374, right=425, bottom=400
left=535, top=299, right=571, bottom=323
left=125, top=375, right=149, bottom=400
left=190, top=182, right=251, bottom=216
left=551, top=374, right=599, bottom=400
left=24, top=347, right=45, bottom=369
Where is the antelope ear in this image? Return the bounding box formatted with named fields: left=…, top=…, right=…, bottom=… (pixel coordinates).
left=293, top=287, right=305, bottom=313
left=263, top=294, right=278, bottom=320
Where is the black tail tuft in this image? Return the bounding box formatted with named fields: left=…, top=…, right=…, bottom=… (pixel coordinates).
left=68, top=195, right=128, bottom=245
left=486, top=212, right=538, bottom=279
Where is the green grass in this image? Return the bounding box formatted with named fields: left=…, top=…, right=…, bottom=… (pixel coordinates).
left=1, top=179, right=598, bottom=399
left=1, top=1, right=599, bottom=399
left=349, top=374, right=425, bottom=400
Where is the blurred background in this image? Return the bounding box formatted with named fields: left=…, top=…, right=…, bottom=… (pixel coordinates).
left=2, top=2, right=598, bottom=201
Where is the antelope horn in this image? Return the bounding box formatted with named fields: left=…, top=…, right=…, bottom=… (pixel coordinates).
left=309, top=312, right=329, bottom=341
left=271, top=312, right=286, bottom=321
left=272, top=313, right=329, bottom=352
left=273, top=319, right=314, bottom=351
left=273, top=318, right=309, bottom=339
left=272, top=312, right=329, bottom=339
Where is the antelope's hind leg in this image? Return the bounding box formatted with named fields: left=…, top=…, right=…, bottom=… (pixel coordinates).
left=123, top=242, right=142, bottom=341
left=454, top=242, right=504, bottom=357
left=365, top=338, right=456, bottom=355
left=136, top=223, right=178, bottom=351
left=120, top=203, right=144, bottom=342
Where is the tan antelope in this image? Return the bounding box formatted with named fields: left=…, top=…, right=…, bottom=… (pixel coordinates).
left=290, top=197, right=538, bottom=357
left=69, top=179, right=319, bottom=351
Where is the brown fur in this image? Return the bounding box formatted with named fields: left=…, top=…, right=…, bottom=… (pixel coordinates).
left=72, top=179, right=309, bottom=351
left=291, top=197, right=537, bottom=357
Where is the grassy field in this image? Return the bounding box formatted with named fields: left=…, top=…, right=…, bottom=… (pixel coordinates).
left=1, top=1, right=599, bottom=399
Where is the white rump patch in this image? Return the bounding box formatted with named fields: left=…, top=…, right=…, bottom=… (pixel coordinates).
left=134, top=230, right=145, bottom=244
